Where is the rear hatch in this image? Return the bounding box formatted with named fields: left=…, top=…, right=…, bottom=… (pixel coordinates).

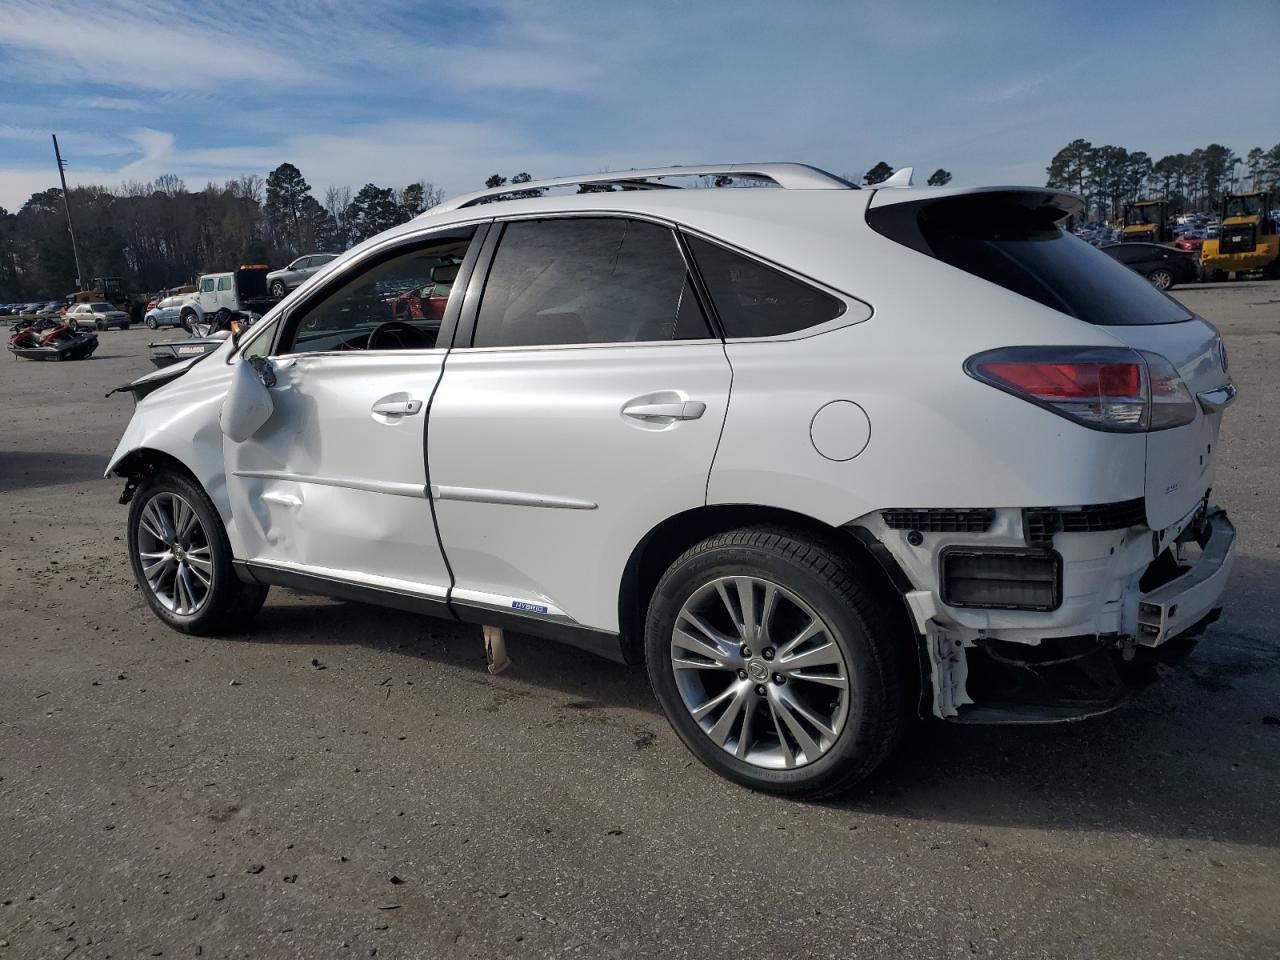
left=867, top=187, right=1233, bottom=530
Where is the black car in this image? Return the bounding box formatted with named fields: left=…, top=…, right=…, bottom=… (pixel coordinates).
left=1100, top=242, right=1198, bottom=290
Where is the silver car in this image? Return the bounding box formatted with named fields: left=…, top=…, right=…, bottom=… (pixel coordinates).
left=66, top=301, right=130, bottom=330
left=266, top=253, right=339, bottom=299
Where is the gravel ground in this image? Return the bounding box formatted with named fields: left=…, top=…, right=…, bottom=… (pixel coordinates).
left=1, top=282, right=1278, bottom=960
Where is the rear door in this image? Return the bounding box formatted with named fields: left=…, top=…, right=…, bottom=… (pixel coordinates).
left=427, top=216, right=731, bottom=634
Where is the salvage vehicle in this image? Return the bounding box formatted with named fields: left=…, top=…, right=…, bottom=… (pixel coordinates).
left=106, top=163, right=1238, bottom=798
left=267, top=253, right=340, bottom=299
left=66, top=301, right=130, bottom=331
left=72, top=277, right=148, bottom=325
left=180, top=266, right=273, bottom=334
left=1100, top=242, right=1199, bottom=289
left=9, top=316, right=98, bottom=361
left=145, top=295, right=188, bottom=329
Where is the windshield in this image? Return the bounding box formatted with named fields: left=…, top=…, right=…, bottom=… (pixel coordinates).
left=1223, top=195, right=1264, bottom=218
left=1124, top=205, right=1162, bottom=226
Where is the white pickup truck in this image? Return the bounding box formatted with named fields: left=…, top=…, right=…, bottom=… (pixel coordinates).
left=179, top=266, right=273, bottom=334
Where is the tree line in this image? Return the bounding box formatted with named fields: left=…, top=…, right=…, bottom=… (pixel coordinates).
left=1046, top=139, right=1280, bottom=222
left=0, top=163, right=444, bottom=302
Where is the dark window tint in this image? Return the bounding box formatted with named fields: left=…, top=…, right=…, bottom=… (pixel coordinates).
left=868, top=194, right=1190, bottom=326
left=685, top=236, right=845, bottom=338
left=472, top=218, right=710, bottom=347
left=280, top=233, right=473, bottom=354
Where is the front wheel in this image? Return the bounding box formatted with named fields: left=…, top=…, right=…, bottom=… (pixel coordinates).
left=270, top=280, right=287, bottom=299
left=1147, top=268, right=1174, bottom=290
left=645, top=527, right=909, bottom=798
left=146, top=316, right=158, bottom=329
left=127, top=470, right=268, bottom=635
left=67, top=318, right=79, bottom=332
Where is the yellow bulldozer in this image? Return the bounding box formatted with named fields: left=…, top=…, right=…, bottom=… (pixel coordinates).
left=1200, top=191, right=1280, bottom=280
left=1121, top=199, right=1174, bottom=244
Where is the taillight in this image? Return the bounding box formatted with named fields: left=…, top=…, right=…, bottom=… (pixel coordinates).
left=965, top=346, right=1196, bottom=432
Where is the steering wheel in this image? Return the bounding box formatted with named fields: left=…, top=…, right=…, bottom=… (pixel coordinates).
left=367, top=320, right=433, bottom=351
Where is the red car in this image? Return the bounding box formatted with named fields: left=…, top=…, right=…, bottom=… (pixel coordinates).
left=1175, top=234, right=1205, bottom=253
left=390, top=283, right=451, bottom=323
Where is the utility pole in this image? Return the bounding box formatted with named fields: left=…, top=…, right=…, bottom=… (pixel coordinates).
left=52, top=134, right=86, bottom=291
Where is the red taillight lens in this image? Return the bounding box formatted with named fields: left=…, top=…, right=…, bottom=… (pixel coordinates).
left=979, top=361, right=1142, bottom=400
left=966, top=347, right=1196, bottom=432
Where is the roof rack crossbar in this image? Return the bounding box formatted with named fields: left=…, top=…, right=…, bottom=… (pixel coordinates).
left=426, top=163, right=856, bottom=214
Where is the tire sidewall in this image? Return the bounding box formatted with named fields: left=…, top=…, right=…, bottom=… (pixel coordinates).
left=645, top=539, right=891, bottom=794
left=127, top=471, right=237, bottom=634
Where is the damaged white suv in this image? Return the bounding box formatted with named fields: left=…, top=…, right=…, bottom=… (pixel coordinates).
left=107, top=163, right=1237, bottom=797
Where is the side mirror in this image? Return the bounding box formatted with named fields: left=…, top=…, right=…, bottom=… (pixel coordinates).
left=220, top=356, right=275, bottom=442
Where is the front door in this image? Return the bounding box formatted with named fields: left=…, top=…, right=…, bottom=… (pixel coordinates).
left=223, top=227, right=481, bottom=603
left=428, top=216, right=732, bottom=633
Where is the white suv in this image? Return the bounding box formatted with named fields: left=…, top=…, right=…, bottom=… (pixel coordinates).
left=106, top=164, right=1237, bottom=797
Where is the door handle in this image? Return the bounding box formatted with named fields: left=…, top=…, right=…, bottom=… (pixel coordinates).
left=371, top=398, right=422, bottom=417
left=622, top=400, right=706, bottom=421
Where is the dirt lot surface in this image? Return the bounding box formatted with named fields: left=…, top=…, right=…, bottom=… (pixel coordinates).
left=2, top=282, right=1278, bottom=960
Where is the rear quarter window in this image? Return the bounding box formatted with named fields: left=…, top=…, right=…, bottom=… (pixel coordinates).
left=868, top=194, right=1191, bottom=326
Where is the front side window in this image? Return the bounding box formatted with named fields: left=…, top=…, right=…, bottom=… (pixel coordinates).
left=685, top=235, right=845, bottom=338
left=200, top=278, right=215, bottom=293
left=278, top=232, right=473, bottom=355
left=471, top=218, right=711, bottom=348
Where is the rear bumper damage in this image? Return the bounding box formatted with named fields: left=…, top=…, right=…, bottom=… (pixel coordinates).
left=860, top=505, right=1236, bottom=723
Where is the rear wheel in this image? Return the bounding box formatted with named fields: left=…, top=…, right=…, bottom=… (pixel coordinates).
left=127, top=470, right=268, bottom=635
left=1147, top=268, right=1174, bottom=290
left=270, top=280, right=287, bottom=299
left=645, top=527, right=908, bottom=798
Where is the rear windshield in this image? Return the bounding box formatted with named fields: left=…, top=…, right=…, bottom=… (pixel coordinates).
left=868, top=193, right=1191, bottom=326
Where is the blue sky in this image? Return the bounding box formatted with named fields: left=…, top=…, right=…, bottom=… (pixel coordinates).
left=0, top=0, right=1277, bottom=210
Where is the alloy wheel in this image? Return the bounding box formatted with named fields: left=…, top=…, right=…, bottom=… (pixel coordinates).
left=136, top=492, right=213, bottom=615
left=670, top=576, right=850, bottom=769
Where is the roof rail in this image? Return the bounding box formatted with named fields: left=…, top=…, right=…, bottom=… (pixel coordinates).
left=427, top=163, right=856, bottom=214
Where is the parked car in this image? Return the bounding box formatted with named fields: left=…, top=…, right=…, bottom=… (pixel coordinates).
left=180, top=266, right=273, bottom=334
left=66, top=301, right=130, bottom=330
left=1100, top=242, right=1199, bottom=289
left=106, top=163, right=1236, bottom=798
left=145, top=295, right=188, bottom=329
left=1175, top=231, right=1206, bottom=253
left=266, top=253, right=340, bottom=299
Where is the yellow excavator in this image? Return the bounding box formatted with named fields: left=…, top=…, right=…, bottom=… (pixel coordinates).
left=1200, top=191, right=1280, bottom=280
left=1121, top=199, right=1174, bottom=243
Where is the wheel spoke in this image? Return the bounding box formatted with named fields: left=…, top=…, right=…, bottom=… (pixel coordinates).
left=671, top=655, right=733, bottom=672
left=767, top=698, right=796, bottom=768
left=714, top=580, right=743, bottom=641
left=774, top=616, right=825, bottom=660
left=678, top=609, right=738, bottom=656
left=771, top=690, right=824, bottom=761
left=186, top=560, right=212, bottom=587
left=690, top=682, right=741, bottom=722
left=706, top=684, right=751, bottom=746
left=672, top=628, right=730, bottom=666
left=777, top=640, right=843, bottom=672
left=734, top=577, right=757, bottom=645
left=777, top=688, right=837, bottom=739
left=734, top=700, right=756, bottom=759
left=788, top=670, right=848, bottom=690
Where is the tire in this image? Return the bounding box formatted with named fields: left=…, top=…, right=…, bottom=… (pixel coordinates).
left=1147, top=268, right=1174, bottom=290
left=270, top=280, right=287, bottom=299
left=121, top=322, right=130, bottom=330
left=67, top=318, right=79, bottom=332
left=146, top=316, right=158, bottom=329
left=645, top=526, right=909, bottom=798
left=127, top=470, right=268, bottom=636
left=95, top=319, right=105, bottom=331
left=181, top=312, right=196, bottom=334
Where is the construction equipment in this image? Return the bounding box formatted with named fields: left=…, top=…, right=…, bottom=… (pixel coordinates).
left=1121, top=199, right=1174, bottom=244
left=1199, top=191, right=1279, bottom=280
left=71, top=277, right=148, bottom=324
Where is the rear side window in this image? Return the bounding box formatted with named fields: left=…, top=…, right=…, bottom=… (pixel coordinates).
left=868, top=194, right=1190, bottom=326
left=685, top=236, right=845, bottom=338
left=472, top=218, right=711, bottom=347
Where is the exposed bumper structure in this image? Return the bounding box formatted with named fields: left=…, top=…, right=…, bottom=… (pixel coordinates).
left=1136, top=510, right=1235, bottom=646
